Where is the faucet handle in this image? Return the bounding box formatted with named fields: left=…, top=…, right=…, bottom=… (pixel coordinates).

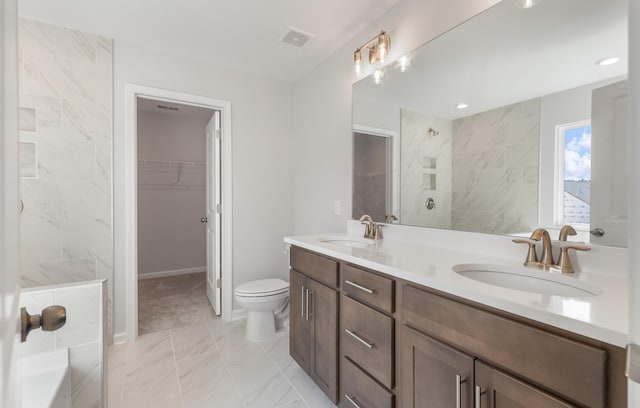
left=373, top=222, right=385, bottom=240
left=512, top=239, right=539, bottom=266
left=559, top=225, right=577, bottom=241
left=555, top=244, right=590, bottom=274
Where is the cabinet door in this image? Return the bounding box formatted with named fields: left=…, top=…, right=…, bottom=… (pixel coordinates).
left=400, top=327, right=474, bottom=408
left=290, top=269, right=310, bottom=372
left=475, top=361, right=575, bottom=408
left=309, top=278, right=339, bottom=403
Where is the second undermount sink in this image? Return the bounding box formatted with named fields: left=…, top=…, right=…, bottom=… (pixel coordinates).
left=452, top=263, right=602, bottom=297
left=317, top=236, right=375, bottom=248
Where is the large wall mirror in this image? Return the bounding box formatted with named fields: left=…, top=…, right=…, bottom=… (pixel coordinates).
left=352, top=0, right=628, bottom=247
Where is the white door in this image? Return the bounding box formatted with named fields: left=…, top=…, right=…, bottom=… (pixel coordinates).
left=590, top=80, right=628, bottom=246
left=205, top=111, right=222, bottom=315
left=1, top=0, right=21, bottom=405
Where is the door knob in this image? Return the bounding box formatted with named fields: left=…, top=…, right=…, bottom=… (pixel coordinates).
left=590, top=227, right=605, bottom=237
left=21, top=305, right=67, bottom=342
left=201, top=217, right=208, bottom=223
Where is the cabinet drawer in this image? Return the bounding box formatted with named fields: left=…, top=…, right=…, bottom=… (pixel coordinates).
left=342, top=357, right=394, bottom=408
left=343, top=263, right=394, bottom=313
left=402, top=284, right=606, bottom=408
left=290, top=246, right=339, bottom=288
left=342, top=296, right=394, bottom=388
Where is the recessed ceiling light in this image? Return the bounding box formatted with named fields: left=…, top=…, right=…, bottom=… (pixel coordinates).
left=456, top=103, right=468, bottom=109
left=596, top=57, right=620, bottom=66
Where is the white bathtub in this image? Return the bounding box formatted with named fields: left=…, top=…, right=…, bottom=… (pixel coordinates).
left=21, top=348, right=71, bottom=408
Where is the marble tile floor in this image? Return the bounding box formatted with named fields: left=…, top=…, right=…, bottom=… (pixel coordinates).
left=108, top=319, right=337, bottom=408
left=138, top=272, right=215, bottom=335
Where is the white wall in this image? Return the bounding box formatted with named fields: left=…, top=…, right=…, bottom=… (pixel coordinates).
left=291, top=0, right=501, bottom=235
left=538, top=77, right=624, bottom=229
left=114, top=42, right=294, bottom=335
left=137, top=110, right=208, bottom=276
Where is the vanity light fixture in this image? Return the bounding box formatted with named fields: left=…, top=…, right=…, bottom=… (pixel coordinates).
left=596, top=57, right=620, bottom=66
left=455, top=102, right=469, bottom=109
left=353, top=31, right=391, bottom=76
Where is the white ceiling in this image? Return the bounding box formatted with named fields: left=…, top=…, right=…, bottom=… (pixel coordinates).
left=354, top=0, right=628, bottom=119
left=18, top=0, right=401, bottom=82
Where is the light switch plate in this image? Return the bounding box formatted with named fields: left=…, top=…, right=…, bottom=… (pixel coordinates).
left=334, top=200, right=341, bottom=215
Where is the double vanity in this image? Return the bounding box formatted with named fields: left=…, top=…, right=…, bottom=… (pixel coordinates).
left=285, top=230, right=628, bottom=408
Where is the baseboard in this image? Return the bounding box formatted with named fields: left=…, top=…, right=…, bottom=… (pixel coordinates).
left=231, top=308, right=247, bottom=321
left=113, top=331, right=129, bottom=344
left=138, top=267, right=206, bottom=280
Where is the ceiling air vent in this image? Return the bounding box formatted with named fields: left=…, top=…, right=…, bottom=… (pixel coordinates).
left=157, top=104, right=179, bottom=111
left=279, top=27, right=315, bottom=49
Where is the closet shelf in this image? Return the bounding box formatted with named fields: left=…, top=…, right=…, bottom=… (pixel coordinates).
left=138, top=159, right=205, bottom=167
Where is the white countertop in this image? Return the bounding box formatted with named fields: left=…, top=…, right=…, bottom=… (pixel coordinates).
left=284, top=233, right=629, bottom=348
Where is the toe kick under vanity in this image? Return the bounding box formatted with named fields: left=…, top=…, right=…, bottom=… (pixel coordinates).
left=284, top=235, right=628, bottom=408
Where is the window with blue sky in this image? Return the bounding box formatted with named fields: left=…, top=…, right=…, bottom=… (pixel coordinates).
left=562, top=124, right=591, bottom=224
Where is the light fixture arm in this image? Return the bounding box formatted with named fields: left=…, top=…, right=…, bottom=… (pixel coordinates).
left=354, top=31, right=391, bottom=72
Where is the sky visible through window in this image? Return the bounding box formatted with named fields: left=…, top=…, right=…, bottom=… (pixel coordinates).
left=564, top=126, right=591, bottom=181
left=562, top=125, right=591, bottom=224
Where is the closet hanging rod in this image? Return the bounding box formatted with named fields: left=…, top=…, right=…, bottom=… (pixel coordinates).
left=138, top=159, right=205, bottom=167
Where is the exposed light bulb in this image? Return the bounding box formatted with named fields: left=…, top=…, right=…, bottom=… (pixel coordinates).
left=378, top=44, right=387, bottom=65
left=355, top=60, right=362, bottom=76
left=398, top=56, right=410, bottom=72
left=456, top=103, right=468, bottom=109
left=373, top=70, right=383, bottom=85
left=519, top=0, right=541, bottom=8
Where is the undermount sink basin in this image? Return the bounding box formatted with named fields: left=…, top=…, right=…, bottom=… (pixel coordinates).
left=452, top=263, right=602, bottom=297
left=317, top=236, right=375, bottom=248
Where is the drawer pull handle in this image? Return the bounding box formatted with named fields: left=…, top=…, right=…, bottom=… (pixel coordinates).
left=345, top=280, right=375, bottom=294
left=345, top=394, right=364, bottom=408
left=456, top=374, right=467, bottom=408
left=475, top=385, right=485, bottom=408
left=345, top=329, right=374, bottom=349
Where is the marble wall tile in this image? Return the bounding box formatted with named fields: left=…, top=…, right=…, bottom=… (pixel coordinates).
left=400, top=109, right=453, bottom=228
left=19, top=94, right=62, bottom=132
left=22, top=55, right=112, bottom=106
left=451, top=98, right=540, bottom=234
left=70, top=341, right=101, bottom=408
left=19, top=18, right=97, bottom=64
left=97, top=37, right=113, bottom=68
left=21, top=258, right=96, bottom=288
left=19, top=20, right=113, bottom=346
left=62, top=99, right=111, bottom=142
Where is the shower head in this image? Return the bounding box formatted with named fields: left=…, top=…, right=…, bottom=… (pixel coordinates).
left=428, top=127, right=439, bottom=136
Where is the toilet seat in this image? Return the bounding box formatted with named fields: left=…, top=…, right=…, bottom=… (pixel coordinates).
left=235, top=278, right=289, bottom=297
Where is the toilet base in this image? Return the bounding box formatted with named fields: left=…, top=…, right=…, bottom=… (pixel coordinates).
left=245, top=310, right=277, bottom=342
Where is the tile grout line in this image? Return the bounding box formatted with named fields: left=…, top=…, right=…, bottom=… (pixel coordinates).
left=205, top=321, right=249, bottom=408
left=258, top=338, right=311, bottom=408
left=168, top=330, right=186, bottom=408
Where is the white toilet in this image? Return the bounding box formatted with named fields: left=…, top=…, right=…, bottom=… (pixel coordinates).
left=234, top=278, right=290, bottom=342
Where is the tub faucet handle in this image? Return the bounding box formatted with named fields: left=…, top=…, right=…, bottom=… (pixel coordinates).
left=21, top=305, right=67, bottom=342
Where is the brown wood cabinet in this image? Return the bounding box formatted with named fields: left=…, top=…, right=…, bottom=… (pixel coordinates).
left=289, top=248, right=340, bottom=403
left=289, top=247, right=626, bottom=408
left=400, top=327, right=474, bottom=408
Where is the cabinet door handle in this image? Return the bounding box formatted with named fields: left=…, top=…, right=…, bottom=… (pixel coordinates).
left=301, top=286, right=305, bottom=318
left=305, top=289, right=311, bottom=321
left=475, top=385, right=484, bottom=408
left=345, top=329, right=374, bottom=349
left=456, top=374, right=467, bottom=408
left=345, top=280, right=374, bottom=294
left=345, top=394, right=363, bottom=408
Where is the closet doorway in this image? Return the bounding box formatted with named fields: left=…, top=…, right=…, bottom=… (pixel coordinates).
left=123, top=85, right=233, bottom=341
